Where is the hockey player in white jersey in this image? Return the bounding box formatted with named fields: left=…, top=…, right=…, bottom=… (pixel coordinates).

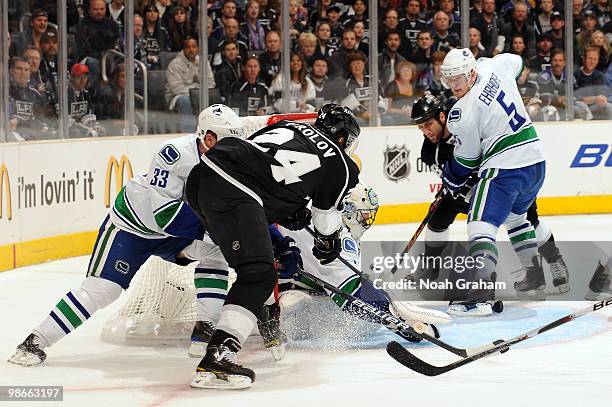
left=8, top=105, right=246, bottom=366
left=274, top=183, right=450, bottom=336
left=439, top=49, right=547, bottom=316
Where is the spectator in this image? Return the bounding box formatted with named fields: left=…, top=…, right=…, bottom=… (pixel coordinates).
left=423, top=50, right=455, bottom=108
left=212, top=0, right=238, bottom=39
left=326, top=3, right=345, bottom=48
left=352, top=20, right=370, bottom=56
left=240, top=0, right=267, bottom=51
left=378, top=8, right=400, bottom=51
left=385, top=61, right=419, bottom=125
left=510, top=34, right=529, bottom=61
left=23, top=46, right=46, bottom=93
left=341, top=51, right=387, bottom=125
left=165, top=38, right=215, bottom=132
left=11, top=9, right=49, bottom=56
left=314, top=20, right=337, bottom=59
left=437, top=0, right=462, bottom=35
left=309, top=0, right=333, bottom=31
left=207, top=16, right=220, bottom=61
left=75, top=0, right=120, bottom=62
left=94, top=63, right=130, bottom=136
left=499, top=2, right=537, bottom=58
left=308, top=56, right=343, bottom=108
left=142, top=3, right=170, bottom=69
left=593, top=0, right=611, bottom=27
left=67, top=63, right=105, bottom=137
left=535, top=0, right=555, bottom=36
left=329, top=29, right=360, bottom=79
left=379, top=31, right=407, bottom=86
left=431, top=10, right=461, bottom=52
left=468, top=27, right=491, bottom=59
left=549, top=11, right=566, bottom=50
left=133, top=14, right=149, bottom=67
left=538, top=49, right=592, bottom=120
left=606, top=60, right=612, bottom=88
left=271, top=52, right=316, bottom=113
left=470, top=0, right=484, bottom=20
left=214, top=39, right=244, bottom=102
left=399, top=0, right=428, bottom=50
left=107, top=0, right=126, bottom=34
left=258, top=0, right=279, bottom=32
left=153, top=0, right=173, bottom=23
left=219, top=18, right=248, bottom=60
left=174, top=0, right=197, bottom=26
left=298, top=32, right=318, bottom=69
left=166, top=6, right=195, bottom=52
left=288, top=0, right=307, bottom=43
left=529, top=33, right=555, bottom=74
left=259, top=30, right=282, bottom=86
left=589, top=30, right=611, bottom=71
left=470, top=0, right=499, bottom=56
left=228, top=55, right=271, bottom=116
left=576, top=9, right=600, bottom=61
left=343, top=0, right=369, bottom=31
left=573, top=0, right=585, bottom=35
left=574, top=47, right=612, bottom=119
left=39, top=30, right=60, bottom=106
left=408, top=30, right=435, bottom=75
left=8, top=57, right=54, bottom=141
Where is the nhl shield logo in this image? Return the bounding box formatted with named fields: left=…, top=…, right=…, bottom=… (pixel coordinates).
left=384, top=145, right=411, bottom=181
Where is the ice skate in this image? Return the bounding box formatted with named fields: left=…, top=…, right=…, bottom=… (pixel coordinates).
left=188, top=321, right=215, bottom=358
left=191, top=338, right=255, bottom=390
left=585, top=261, right=612, bottom=301
left=514, top=257, right=546, bottom=300
left=549, top=256, right=570, bottom=294
left=8, top=333, right=47, bottom=367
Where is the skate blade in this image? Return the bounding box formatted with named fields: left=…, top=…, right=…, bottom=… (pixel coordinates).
left=267, top=342, right=287, bottom=362
left=515, top=289, right=546, bottom=301
left=188, top=342, right=207, bottom=358
left=7, top=351, right=44, bottom=367
left=447, top=303, right=493, bottom=317
left=190, top=371, right=252, bottom=390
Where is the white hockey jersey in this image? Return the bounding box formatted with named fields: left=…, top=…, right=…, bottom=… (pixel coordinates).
left=446, top=53, right=545, bottom=174
left=109, top=134, right=203, bottom=239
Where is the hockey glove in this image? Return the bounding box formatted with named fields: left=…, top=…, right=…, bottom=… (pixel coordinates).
left=279, top=207, right=312, bottom=231
left=273, top=236, right=303, bottom=280
left=312, top=228, right=341, bottom=265
left=441, top=157, right=473, bottom=195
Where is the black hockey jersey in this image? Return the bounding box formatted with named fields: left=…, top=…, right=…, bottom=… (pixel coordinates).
left=202, top=121, right=359, bottom=232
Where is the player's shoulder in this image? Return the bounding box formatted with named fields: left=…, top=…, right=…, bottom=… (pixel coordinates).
left=156, top=134, right=198, bottom=167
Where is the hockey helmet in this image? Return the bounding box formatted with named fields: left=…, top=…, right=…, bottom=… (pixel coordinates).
left=342, top=182, right=379, bottom=239
left=315, top=103, right=361, bottom=155
left=196, top=104, right=246, bottom=142
left=440, top=48, right=476, bottom=89
left=411, top=94, right=444, bottom=125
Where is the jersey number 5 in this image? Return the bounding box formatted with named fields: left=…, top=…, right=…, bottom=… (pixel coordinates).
left=252, top=128, right=321, bottom=185
left=150, top=168, right=169, bottom=188
left=496, top=90, right=526, bottom=132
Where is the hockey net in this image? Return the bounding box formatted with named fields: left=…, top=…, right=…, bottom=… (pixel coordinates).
left=100, top=112, right=317, bottom=346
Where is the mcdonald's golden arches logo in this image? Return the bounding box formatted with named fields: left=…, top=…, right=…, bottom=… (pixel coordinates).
left=0, top=164, right=11, bottom=220
left=104, top=155, right=133, bottom=208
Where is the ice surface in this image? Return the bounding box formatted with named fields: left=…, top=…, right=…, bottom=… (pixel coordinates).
left=1, top=215, right=611, bottom=407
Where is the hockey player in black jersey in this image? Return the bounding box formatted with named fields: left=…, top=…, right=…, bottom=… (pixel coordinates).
left=410, top=94, right=570, bottom=315
left=185, top=103, right=360, bottom=389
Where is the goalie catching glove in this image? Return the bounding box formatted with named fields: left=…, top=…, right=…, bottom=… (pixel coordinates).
left=312, top=228, right=342, bottom=265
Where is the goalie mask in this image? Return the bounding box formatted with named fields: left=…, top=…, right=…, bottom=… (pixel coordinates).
left=342, top=183, right=379, bottom=239
left=196, top=104, right=246, bottom=143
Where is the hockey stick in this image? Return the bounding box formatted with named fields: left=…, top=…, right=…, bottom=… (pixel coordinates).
left=295, top=266, right=470, bottom=358
left=390, top=188, right=446, bottom=274
left=387, top=297, right=612, bottom=376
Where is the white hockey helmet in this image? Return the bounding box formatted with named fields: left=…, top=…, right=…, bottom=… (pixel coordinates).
left=196, top=104, right=246, bottom=142
left=342, top=183, right=379, bottom=239
left=440, top=48, right=476, bottom=89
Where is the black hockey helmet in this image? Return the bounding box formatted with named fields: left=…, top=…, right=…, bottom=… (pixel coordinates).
left=411, top=94, right=444, bottom=125
left=315, top=103, right=361, bottom=154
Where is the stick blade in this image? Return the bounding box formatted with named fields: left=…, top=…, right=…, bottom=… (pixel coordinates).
left=386, top=341, right=450, bottom=377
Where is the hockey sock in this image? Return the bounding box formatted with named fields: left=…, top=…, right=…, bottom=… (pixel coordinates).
left=538, top=235, right=562, bottom=264
left=215, top=305, right=257, bottom=345
left=467, top=221, right=499, bottom=281
left=33, top=277, right=122, bottom=348
left=195, top=267, right=229, bottom=323
left=424, top=226, right=450, bottom=258
left=507, top=221, right=539, bottom=268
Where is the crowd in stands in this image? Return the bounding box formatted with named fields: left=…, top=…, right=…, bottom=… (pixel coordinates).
left=5, top=0, right=612, bottom=139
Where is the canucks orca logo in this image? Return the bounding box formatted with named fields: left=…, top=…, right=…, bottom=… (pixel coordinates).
left=463, top=49, right=470, bottom=57
left=212, top=105, right=223, bottom=115
left=343, top=237, right=358, bottom=255
left=159, top=145, right=181, bottom=165
left=449, top=108, right=461, bottom=122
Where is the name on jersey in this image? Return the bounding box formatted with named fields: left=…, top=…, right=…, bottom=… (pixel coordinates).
left=286, top=122, right=337, bottom=158
left=478, top=73, right=501, bottom=106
